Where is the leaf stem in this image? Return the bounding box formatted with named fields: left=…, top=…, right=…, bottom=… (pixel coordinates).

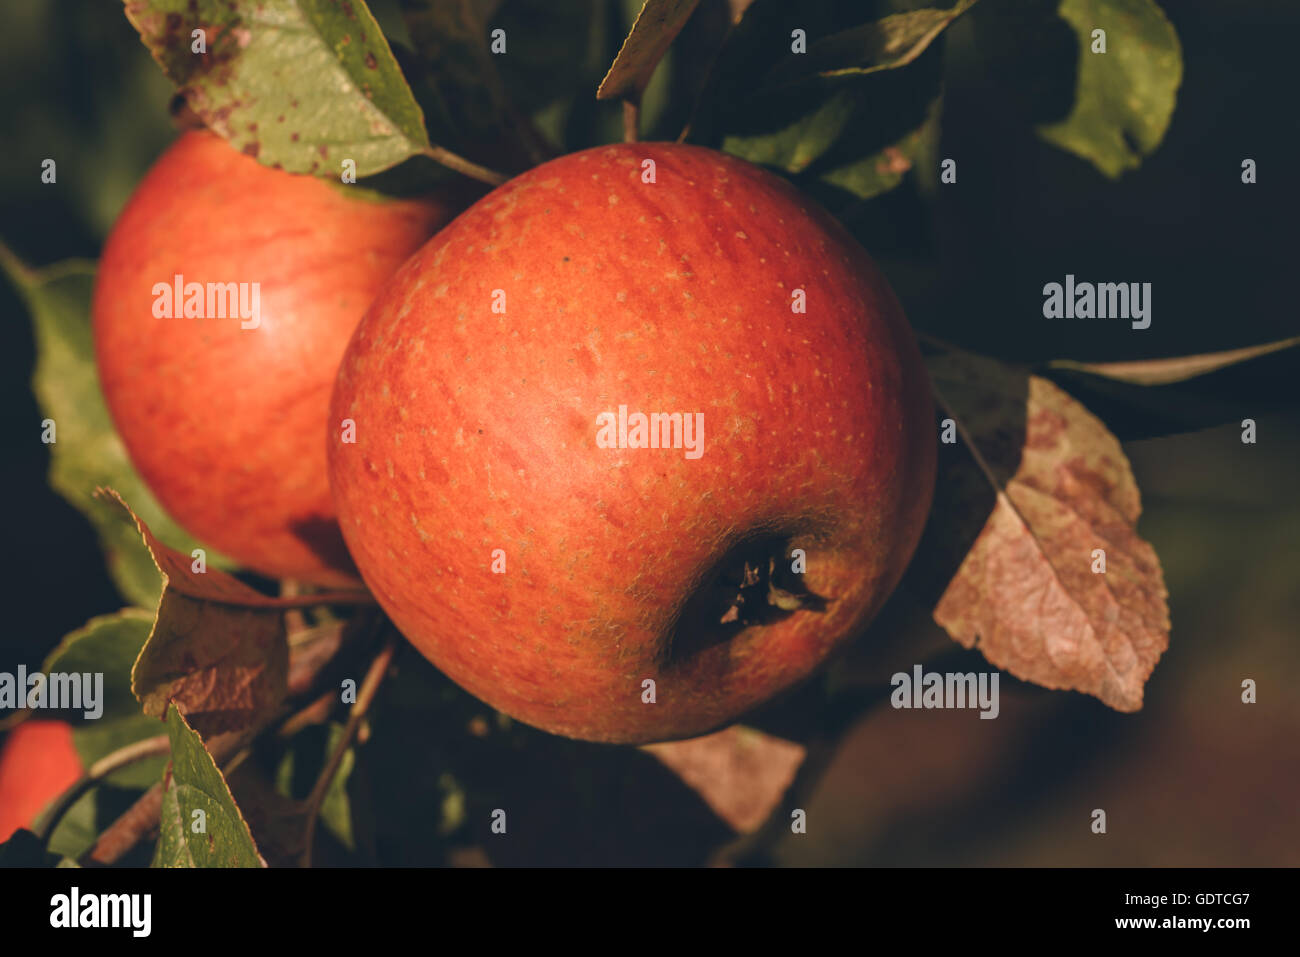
left=928, top=382, right=1009, bottom=504
left=623, top=96, right=641, bottom=144
left=422, top=145, right=508, bottom=187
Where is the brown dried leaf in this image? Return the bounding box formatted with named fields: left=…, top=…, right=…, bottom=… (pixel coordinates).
left=928, top=354, right=1170, bottom=712
left=97, top=489, right=290, bottom=737
left=223, top=765, right=307, bottom=868
left=1048, top=335, right=1300, bottom=386
left=642, top=726, right=805, bottom=833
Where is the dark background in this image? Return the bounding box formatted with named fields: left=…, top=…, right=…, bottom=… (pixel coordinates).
left=0, top=0, right=1296, bottom=865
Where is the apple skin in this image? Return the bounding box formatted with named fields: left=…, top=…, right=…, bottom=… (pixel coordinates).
left=93, top=130, right=463, bottom=586
left=0, top=720, right=82, bottom=842
left=328, top=143, right=936, bottom=743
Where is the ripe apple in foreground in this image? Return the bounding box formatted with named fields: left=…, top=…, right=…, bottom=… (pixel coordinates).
left=0, top=720, right=82, bottom=841
left=328, top=143, right=936, bottom=743
left=93, top=130, right=463, bottom=586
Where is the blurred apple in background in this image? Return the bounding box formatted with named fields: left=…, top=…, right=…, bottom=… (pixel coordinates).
left=93, top=130, right=465, bottom=585
left=0, top=720, right=82, bottom=841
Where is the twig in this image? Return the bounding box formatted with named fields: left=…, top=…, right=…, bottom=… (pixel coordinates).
left=263, top=590, right=379, bottom=609
left=285, top=609, right=383, bottom=716
left=281, top=579, right=307, bottom=636
left=79, top=609, right=386, bottom=866
left=277, top=688, right=342, bottom=739
left=299, top=632, right=398, bottom=867
left=79, top=783, right=164, bottom=866
left=35, top=735, right=172, bottom=844
left=423, top=145, right=508, bottom=187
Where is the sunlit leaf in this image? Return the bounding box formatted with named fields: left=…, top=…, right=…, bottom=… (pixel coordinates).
left=124, top=0, right=432, bottom=176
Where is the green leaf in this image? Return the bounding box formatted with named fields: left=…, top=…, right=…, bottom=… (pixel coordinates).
left=153, top=705, right=264, bottom=868
left=398, top=1, right=519, bottom=157
left=316, top=728, right=356, bottom=851
left=494, top=0, right=607, bottom=116
left=123, top=0, right=432, bottom=177
left=42, top=609, right=167, bottom=790
left=765, top=0, right=979, bottom=84
left=403, top=0, right=609, bottom=157
left=598, top=0, right=702, bottom=100
left=817, top=94, right=942, bottom=200
left=722, top=90, right=856, bottom=174
left=1036, top=0, right=1182, bottom=177
left=402, top=0, right=503, bottom=59
left=29, top=610, right=172, bottom=860
left=275, top=722, right=357, bottom=851
left=0, top=246, right=230, bottom=608
left=690, top=0, right=952, bottom=203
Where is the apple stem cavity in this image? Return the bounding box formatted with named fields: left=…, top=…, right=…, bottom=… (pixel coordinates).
left=718, top=553, right=828, bottom=625
left=667, top=537, right=830, bottom=665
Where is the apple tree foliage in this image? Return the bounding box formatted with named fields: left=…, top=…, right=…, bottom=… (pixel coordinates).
left=1, top=0, right=1295, bottom=867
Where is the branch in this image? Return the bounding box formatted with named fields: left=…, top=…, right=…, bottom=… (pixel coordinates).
left=35, top=735, right=171, bottom=844
left=277, top=688, right=342, bottom=740
left=79, top=782, right=165, bottom=866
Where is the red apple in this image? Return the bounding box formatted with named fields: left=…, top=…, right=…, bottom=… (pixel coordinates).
left=328, top=143, right=936, bottom=743
left=93, top=130, right=464, bottom=586
left=0, top=720, right=82, bottom=841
